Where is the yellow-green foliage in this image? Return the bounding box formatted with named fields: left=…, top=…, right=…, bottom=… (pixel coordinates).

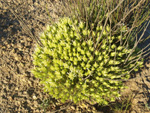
left=32, top=17, right=143, bottom=105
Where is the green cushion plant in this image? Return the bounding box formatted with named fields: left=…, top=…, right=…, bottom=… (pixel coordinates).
left=32, top=17, right=143, bottom=105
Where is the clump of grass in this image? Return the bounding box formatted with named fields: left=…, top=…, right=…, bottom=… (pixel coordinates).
left=53, top=0, right=150, bottom=77
left=31, top=0, right=150, bottom=107
left=110, top=94, right=134, bottom=113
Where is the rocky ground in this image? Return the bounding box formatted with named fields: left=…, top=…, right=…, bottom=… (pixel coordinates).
left=0, top=0, right=150, bottom=113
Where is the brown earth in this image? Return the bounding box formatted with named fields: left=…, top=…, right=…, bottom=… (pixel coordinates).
left=0, top=0, right=150, bottom=113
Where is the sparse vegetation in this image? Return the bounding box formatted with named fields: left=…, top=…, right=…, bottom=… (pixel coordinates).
left=0, top=0, right=150, bottom=112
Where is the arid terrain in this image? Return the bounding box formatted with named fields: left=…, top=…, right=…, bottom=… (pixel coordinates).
left=0, top=0, right=150, bottom=113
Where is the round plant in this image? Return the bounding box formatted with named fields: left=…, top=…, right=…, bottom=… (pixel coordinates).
left=32, top=17, right=143, bottom=105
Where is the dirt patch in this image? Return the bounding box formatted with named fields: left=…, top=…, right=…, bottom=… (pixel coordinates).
left=0, top=1, right=50, bottom=112
left=0, top=0, right=150, bottom=113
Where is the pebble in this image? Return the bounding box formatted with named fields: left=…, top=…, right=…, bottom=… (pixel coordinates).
left=33, top=95, right=37, bottom=100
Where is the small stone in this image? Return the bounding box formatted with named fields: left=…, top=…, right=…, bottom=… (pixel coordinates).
left=33, top=101, right=38, bottom=107
left=70, top=106, right=75, bottom=110
left=130, top=110, right=136, bottom=113
left=17, top=43, right=22, bottom=50
left=1, top=37, right=5, bottom=42
left=15, top=87, right=18, bottom=90
left=35, top=110, right=40, bottom=112
left=146, top=62, right=150, bottom=68
left=23, top=91, right=27, bottom=95
left=15, top=101, right=21, bottom=106
left=8, top=96, right=13, bottom=102
left=33, top=95, right=37, bottom=100
left=13, top=53, right=19, bottom=61
left=6, top=44, right=11, bottom=49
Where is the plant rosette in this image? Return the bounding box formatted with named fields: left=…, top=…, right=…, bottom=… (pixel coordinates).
left=32, top=17, right=143, bottom=105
